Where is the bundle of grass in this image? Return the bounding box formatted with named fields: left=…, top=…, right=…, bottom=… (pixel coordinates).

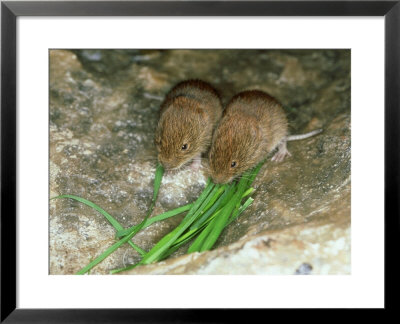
left=52, top=162, right=264, bottom=275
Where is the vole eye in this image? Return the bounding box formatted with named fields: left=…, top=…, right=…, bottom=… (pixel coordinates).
left=231, top=161, right=237, bottom=168
left=181, top=143, right=188, bottom=150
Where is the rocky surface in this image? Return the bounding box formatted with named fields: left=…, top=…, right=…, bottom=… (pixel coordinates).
left=49, top=49, right=350, bottom=275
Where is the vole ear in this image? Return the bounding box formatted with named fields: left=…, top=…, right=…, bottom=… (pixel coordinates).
left=191, top=103, right=209, bottom=125
left=172, top=96, right=207, bottom=117
left=193, top=106, right=205, bottom=116
left=248, top=117, right=261, bottom=140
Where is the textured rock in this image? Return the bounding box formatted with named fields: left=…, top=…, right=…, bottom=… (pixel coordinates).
left=121, top=219, right=350, bottom=275
left=49, top=49, right=350, bottom=275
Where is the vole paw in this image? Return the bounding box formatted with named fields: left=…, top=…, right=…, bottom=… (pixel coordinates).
left=271, top=142, right=291, bottom=162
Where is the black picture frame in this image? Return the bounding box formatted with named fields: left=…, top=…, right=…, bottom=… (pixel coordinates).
left=1, top=0, right=398, bottom=322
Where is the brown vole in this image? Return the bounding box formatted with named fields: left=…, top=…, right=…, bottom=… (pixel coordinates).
left=155, top=80, right=223, bottom=170
left=209, top=90, right=322, bottom=184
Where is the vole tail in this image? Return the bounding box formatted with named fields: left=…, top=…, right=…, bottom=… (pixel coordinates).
left=287, top=128, right=323, bottom=141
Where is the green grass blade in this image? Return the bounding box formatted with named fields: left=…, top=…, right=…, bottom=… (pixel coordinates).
left=187, top=216, right=218, bottom=253
left=189, top=184, right=234, bottom=231
left=241, top=187, right=255, bottom=199
left=188, top=187, right=255, bottom=253
left=246, top=160, right=265, bottom=186
left=202, top=184, right=224, bottom=211
left=198, top=175, right=251, bottom=252
left=110, top=180, right=215, bottom=274
left=76, top=226, right=142, bottom=275
left=51, top=194, right=123, bottom=230
left=51, top=194, right=146, bottom=256
left=138, top=181, right=215, bottom=265
left=115, top=203, right=193, bottom=238
left=168, top=210, right=217, bottom=247
left=228, top=197, right=254, bottom=224
left=76, top=164, right=164, bottom=274
left=145, top=164, right=165, bottom=220
left=194, top=197, right=254, bottom=254
left=217, top=183, right=237, bottom=206
left=199, top=203, right=235, bottom=252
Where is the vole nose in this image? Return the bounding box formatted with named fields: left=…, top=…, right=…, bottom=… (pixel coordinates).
left=158, top=156, right=175, bottom=170
left=212, top=174, right=228, bottom=185
left=160, top=161, right=172, bottom=170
